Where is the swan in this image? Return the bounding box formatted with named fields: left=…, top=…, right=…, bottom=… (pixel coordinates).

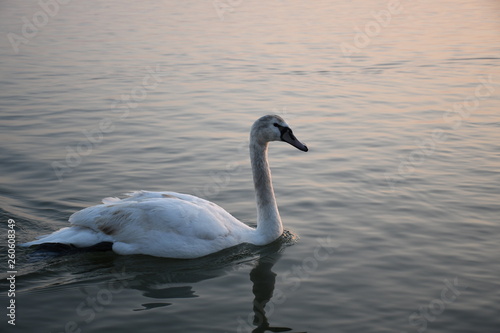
left=22, top=115, right=308, bottom=258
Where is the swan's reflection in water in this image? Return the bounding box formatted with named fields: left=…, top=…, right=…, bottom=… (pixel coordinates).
left=25, top=232, right=306, bottom=332
left=248, top=254, right=306, bottom=333
left=250, top=257, right=279, bottom=331
left=112, top=233, right=306, bottom=332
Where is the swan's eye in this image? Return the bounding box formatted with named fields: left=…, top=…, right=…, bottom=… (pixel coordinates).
left=273, top=123, right=279, bottom=127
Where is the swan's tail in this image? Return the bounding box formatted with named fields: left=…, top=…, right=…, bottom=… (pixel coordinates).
left=21, top=226, right=113, bottom=248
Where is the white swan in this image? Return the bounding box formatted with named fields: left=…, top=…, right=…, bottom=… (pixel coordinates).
left=23, top=115, right=308, bottom=258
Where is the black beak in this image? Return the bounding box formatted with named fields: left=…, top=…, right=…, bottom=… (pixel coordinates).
left=280, top=127, right=308, bottom=152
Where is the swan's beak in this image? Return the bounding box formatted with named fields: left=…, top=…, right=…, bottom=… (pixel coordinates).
left=281, top=128, right=308, bottom=152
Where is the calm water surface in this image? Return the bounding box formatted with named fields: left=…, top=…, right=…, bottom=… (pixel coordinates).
left=1, top=0, right=499, bottom=332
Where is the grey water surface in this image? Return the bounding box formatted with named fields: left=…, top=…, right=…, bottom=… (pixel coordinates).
left=1, top=0, right=499, bottom=332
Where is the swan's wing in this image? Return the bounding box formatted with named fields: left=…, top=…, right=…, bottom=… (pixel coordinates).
left=68, top=191, right=252, bottom=257
left=102, top=196, right=121, bottom=204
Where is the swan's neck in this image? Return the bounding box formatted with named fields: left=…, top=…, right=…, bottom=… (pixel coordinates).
left=250, top=141, right=283, bottom=244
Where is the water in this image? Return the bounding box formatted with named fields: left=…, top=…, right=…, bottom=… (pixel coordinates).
left=1, top=0, right=499, bottom=332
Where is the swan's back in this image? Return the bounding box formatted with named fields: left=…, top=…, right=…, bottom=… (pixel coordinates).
left=33, top=191, right=253, bottom=258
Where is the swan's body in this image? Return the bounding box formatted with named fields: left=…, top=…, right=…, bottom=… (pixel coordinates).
left=23, top=115, right=308, bottom=258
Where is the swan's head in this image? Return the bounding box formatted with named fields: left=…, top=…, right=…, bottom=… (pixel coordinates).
left=251, top=115, right=308, bottom=152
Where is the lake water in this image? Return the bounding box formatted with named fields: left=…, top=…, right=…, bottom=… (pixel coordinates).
left=1, top=0, right=499, bottom=332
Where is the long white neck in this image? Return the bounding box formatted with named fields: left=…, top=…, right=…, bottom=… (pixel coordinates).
left=249, top=140, right=283, bottom=244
